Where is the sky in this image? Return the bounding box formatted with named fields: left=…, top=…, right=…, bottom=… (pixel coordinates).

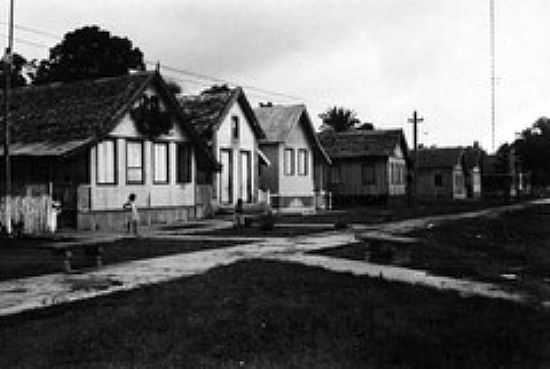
left=3, top=0, right=550, bottom=152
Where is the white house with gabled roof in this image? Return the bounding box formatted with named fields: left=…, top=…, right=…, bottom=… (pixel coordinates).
left=179, top=86, right=270, bottom=210
left=254, top=104, right=331, bottom=212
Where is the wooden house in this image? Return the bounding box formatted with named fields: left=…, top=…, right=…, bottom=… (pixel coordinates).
left=179, top=87, right=269, bottom=210
left=416, top=147, right=466, bottom=200
left=253, top=104, right=332, bottom=212
left=318, top=129, right=409, bottom=204
left=0, top=71, right=218, bottom=232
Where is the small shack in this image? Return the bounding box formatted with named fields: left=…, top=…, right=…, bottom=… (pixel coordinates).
left=416, top=147, right=466, bottom=200
left=319, top=129, right=409, bottom=205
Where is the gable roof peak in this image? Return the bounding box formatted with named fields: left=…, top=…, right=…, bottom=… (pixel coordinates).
left=179, top=86, right=265, bottom=139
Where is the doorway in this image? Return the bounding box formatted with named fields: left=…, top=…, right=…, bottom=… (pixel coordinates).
left=220, top=149, right=233, bottom=204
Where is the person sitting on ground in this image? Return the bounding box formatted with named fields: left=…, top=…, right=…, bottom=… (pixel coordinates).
left=234, top=198, right=244, bottom=229
left=123, top=193, right=140, bottom=236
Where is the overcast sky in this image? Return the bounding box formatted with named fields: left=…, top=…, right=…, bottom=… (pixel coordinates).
left=4, top=0, right=550, bottom=152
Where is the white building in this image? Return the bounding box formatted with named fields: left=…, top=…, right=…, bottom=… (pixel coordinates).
left=179, top=87, right=269, bottom=210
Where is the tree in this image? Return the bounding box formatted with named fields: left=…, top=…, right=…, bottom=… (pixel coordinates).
left=357, top=122, right=375, bottom=130
left=513, top=116, right=550, bottom=187
left=319, top=106, right=360, bottom=132
left=0, top=53, right=30, bottom=88
left=165, top=80, right=182, bottom=95
left=201, top=84, right=232, bottom=94
left=495, top=142, right=512, bottom=174
left=33, top=25, right=145, bottom=84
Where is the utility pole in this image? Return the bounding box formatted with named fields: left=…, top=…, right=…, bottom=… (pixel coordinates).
left=3, top=0, right=14, bottom=234
left=408, top=110, right=423, bottom=207
left=490, top=0, right=496, bottom=152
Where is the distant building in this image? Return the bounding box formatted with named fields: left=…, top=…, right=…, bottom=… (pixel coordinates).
left=462, top=142, right=486, bottom=199
left=179, top=87, right=269, bottom=210
left=0, top=72, right=218, bottom=232
left=416, top=147, right=466, bottom=200
left=254, top=104, right=331, bottom=212
left=318, top=129, right=409, bottom=205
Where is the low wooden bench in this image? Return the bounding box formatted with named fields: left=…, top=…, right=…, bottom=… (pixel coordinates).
left=47, top=243, right=106, bottom=273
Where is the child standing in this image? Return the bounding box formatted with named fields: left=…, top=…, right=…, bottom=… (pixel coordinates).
left=234, top=198, right=244, bottom=229
left=123, top=193, right=140, bottom=236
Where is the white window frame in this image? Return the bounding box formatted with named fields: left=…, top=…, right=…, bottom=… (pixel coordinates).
left=297, top=149, right=309, bottom=176
left=284, top=148, right=295, bottom=176
left=153, top=142, right=169, bottom=184
left=126, top=140, right=144, bottom=184
left=96, top=139, right=116, bottom=185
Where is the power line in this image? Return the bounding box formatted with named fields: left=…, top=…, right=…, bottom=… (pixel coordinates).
left=0, top=21, right=306, bottom=103
left=0, top=22, right=60, bottom=40
left=162, top=72, right=294, bottom=102
left=145, top=60, right=304, bottom=102
left=0, top=32, right=50, bottom=49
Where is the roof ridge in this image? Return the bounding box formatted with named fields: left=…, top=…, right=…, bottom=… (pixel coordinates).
left=4, top=71, right=154, bottom=95
left=254, top=103, right=305, bottom=110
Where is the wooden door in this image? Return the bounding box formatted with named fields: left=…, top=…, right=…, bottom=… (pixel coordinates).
left=240, top=150, right=252, bottom=203
left=220, top=149, right=233, bottom=204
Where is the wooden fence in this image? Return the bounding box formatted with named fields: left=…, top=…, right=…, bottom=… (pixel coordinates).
left=0, top=195, right=56, bottom=234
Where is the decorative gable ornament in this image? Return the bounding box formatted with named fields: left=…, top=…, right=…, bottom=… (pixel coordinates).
left=130, top=95, right=173, bottom=137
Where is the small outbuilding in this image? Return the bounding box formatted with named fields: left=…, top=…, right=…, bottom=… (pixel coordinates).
left=416, top=147, right=466, bottom=200
left=319, top=129, right=409, bottom=205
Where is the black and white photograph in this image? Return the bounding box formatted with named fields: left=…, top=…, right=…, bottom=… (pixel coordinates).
left=0, top=0, right=549, bottom=368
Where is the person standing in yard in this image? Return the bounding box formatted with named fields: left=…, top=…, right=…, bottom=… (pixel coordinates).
left=234, top=198, right=244, bottom=229
left=123, top=193, right=140, bottom=236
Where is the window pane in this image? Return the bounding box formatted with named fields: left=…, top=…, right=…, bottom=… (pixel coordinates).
left=297, top=149, right=308, bottom=176
left=177, top=144, right=191, bottom=183
left=127, top=168, right=143, bottom=183
left=231, top=116, right=239, bottom=139
left=126, top=141, right=143, bottom=183
left=97, top=140, right=115, bottom=184
left=154, top=143, right=168, bottom=183
left=284, top=148, right=295, bottom=176
left=127, top=142, right=142, bottom=168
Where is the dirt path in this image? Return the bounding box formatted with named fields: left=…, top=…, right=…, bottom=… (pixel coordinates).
left=0, top=199, right=546, bottom=317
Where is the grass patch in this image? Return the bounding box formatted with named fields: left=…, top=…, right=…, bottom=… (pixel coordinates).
left=0, top=260, right=548, bottom=368
left=280, top=198, right=523, bottom=225
left=0, top=238, right=245, bottom=281
left=316, top=204, right=550, bottom=299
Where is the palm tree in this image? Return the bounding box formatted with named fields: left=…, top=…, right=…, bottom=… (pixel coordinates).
left=319, top=106, right=360, bottom=132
